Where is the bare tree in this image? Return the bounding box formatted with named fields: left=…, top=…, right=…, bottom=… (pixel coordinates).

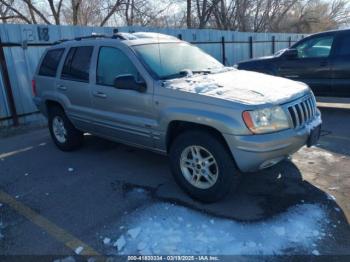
left=186, top=0, right=192, bottom=28
left=48, top=0, right=64, bottom=25
left=0, top=0, right=348, bottom=33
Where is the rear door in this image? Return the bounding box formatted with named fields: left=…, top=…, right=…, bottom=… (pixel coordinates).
left=90, top=44, right=155, bottom=148
left=330, top=32, right=350, bottom=97
left=278, top=33, right=335, bottom=96
left=56, top=45, right=94, bottom=131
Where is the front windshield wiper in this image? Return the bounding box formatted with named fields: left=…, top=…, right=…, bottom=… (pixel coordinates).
left=192, top=70, right=212, bottom=74
left=161, top=72, right=188, bottom=80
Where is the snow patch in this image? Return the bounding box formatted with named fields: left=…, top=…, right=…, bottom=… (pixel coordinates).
left=53, top=256, right=76, bottom=262
left=74, top=246, right=84, bottom=255
left=327, top=194, right=336, bottom=201
left=112, top=203, right=327, bottom=255
left=103, top=237, right=111, bottom=245
left=127, top=227, right=141, bottom=239
left=312, top=250, right=320, bottom=256
left=163, top=69, right=309, bottom=105
left=114, top=235, right=126, bottom=251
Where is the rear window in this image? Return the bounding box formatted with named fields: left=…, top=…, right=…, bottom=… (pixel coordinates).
left=38, top=48, right=64, bottom=77
left=61, top=46, right=93, bottom=82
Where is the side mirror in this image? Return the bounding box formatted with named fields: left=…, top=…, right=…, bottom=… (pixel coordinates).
left=283, top=49, right=298, bottom=59
left=114, top=75, right=146, bottom=92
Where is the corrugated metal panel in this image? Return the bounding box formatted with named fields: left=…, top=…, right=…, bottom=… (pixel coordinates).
left=119, top=26, right=303, bottom=65
left=0, top=62, right=10, bottom=126
left=0, top=24, right=303, bottom=126
left=0, top=24, right=116, bottom=125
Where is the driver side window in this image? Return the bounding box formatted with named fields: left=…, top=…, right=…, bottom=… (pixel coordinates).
left=96, top=47, right=138, bottom=86
left=295, top=35, right=334, bottom=58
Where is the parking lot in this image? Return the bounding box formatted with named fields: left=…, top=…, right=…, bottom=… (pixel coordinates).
left=0, top=105, right=350, bottom=259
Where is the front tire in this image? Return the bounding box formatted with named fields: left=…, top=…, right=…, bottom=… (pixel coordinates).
left=169, top=130, right=239, bottom=203
left=48, top=106, right=83, bottom=151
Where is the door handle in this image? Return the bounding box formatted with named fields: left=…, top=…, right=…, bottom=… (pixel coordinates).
left=57, top=85, right=67, bottom=91
left=93, top=91, right=107, bottom=98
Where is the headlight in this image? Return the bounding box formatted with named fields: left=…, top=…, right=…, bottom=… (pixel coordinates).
left=242, top=106, right=290, bottom=134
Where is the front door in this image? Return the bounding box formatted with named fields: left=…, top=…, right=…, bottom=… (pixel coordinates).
left=277, top=34, right=335, bottom=96
left=331, top=32, right=350, bottom=97
left=90, top=45, right=155, bottom=148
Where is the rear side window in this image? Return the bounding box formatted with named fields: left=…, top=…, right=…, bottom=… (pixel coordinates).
left=39, top=49, right=64, bottom=77
left=335, top=35, right=350, bottom=56
left=61, top=46, right=93, bottom=82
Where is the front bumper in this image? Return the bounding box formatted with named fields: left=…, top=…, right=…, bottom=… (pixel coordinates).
left=224, top=113, right=322, bottom=172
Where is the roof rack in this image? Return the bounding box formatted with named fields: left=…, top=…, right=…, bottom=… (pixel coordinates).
left=52, top=31, right=180, bottom=45
left=75, top=33, right=106, bottom=41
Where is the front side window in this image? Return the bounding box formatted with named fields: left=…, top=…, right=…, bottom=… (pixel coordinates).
left=61, top=46, right=93, bottom=82
left=39, top=48, right=64, bottom=77
left=295, top=35, right=334, bottom=58
left=133, top=43, right=224, bottom=79
left=96, top=47, right=138, bottom=86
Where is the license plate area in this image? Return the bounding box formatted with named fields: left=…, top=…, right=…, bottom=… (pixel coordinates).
left=307, top=124, right=321, bottom=147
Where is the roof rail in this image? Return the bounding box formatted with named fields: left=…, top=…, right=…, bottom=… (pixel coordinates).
left=53, top=33, right=111, bottom=45
left=112, top=32, right=138, bottom=40
left=52, top=31, right=179, bottom=45
left=52, top=39, right=69, bottom=45
left=75, top=33, right=106, bottom=41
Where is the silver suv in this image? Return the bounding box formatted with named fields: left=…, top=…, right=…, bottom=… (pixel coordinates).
left=33, top=32, right=322, bottom=202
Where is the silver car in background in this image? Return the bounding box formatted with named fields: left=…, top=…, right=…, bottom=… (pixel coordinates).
left=33, top=32, right=322, bottom=202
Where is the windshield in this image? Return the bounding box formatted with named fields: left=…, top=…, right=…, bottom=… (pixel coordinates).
left=133, top=42, right=224, bottom=80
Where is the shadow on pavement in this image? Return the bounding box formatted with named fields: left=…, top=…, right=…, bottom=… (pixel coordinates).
left=51, top=135, right=350, bottom=243
left=155, top=160, right=345, bottom=222
left=317, top=107, right=350, bottom=156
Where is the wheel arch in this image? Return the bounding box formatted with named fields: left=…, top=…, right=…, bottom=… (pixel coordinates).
left=166, top=120, right=231, bottom=155
left=45, top=99, right=64, bottom=115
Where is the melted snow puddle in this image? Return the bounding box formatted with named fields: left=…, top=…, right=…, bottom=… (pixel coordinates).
left=113, top=203, right=327, bottom=255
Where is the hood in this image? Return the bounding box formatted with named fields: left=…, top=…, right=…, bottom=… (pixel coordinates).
left=163, top=69, right=310, bottom=106
left=238, top=55, right=275, bottom=65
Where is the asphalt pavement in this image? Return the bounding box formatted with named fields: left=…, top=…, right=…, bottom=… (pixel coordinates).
left=0, top=106, right=349, bottom=259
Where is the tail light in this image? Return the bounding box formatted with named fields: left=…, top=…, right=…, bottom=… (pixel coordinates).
left=32, top=79, right=37, bottom=96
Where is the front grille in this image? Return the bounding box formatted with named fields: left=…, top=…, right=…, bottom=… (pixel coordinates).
left=287, top=96, right=316, bottom=128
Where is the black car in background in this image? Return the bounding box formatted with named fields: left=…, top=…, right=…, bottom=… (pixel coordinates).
left=237, top=29, right=350, bottom=97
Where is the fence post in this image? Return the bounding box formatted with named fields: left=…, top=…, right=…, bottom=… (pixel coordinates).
left=271, top=36, right=276, bottom=54
left=178, top=34, right=182, bottom=40
left=0, top=37, right=18, bottom=126
left=288, top=36, right=292, bottom=47
left=249, top=36, right=253, bottom=59
left=221, top=36, right=226, bottom=65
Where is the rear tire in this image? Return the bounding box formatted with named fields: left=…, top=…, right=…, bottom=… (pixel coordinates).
left=169, top=130, right=239, bottom=203
left=48, top=106, right=83, bottom=151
